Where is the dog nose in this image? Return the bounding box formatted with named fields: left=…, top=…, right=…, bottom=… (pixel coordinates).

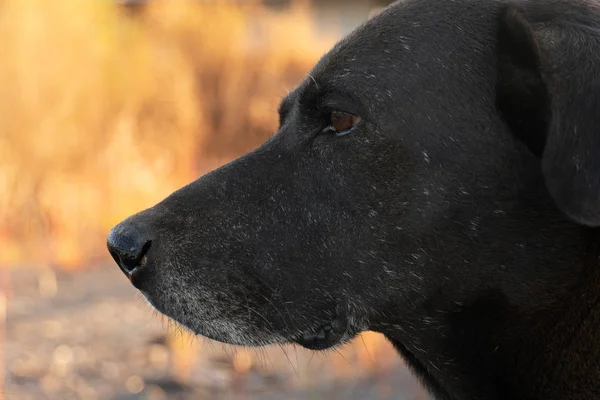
left=107, top=221, right=151, bottom=277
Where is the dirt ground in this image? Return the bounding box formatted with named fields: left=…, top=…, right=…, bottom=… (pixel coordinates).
left=5, top=265, right=430, bottom=400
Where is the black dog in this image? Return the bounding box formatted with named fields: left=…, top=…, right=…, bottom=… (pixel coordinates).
left=107, top=0, right=600, bottom=398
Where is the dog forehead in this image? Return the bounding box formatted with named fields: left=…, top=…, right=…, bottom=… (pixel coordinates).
left=309, top=0, right=498, bottom=94
left=310, top=9, right=413, bottom=82
left=306, top=17, right=414, bottom=103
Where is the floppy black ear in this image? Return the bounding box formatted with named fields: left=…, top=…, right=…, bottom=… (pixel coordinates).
left=497, top=3, right=600, bottom=226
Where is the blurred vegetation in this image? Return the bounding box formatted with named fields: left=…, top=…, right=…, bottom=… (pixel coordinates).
left=0, top=0, right=336, bottom=269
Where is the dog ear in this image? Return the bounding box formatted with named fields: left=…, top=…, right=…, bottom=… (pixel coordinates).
left=497, top=4, right=600, bottom=226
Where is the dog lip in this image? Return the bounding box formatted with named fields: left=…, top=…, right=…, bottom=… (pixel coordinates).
left=293, top=315, right=349, bottom=350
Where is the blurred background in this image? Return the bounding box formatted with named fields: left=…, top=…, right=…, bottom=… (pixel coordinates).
left=1, top=0, right=430, bottom=399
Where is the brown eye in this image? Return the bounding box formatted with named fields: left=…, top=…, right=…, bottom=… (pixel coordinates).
left=329, top=111, right=361, bottom=136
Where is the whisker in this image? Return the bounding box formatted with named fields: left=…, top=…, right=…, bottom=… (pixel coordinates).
left=360, top=333, right=374, bottom=364
left=278, top=344, right=299, bottom=377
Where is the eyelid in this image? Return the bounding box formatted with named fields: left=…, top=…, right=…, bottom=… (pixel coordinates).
left=319, top=90, right=365, bottom=116
left=320, top=124, right=360, bottom=136
left=320, top=100, right=359, bottom=116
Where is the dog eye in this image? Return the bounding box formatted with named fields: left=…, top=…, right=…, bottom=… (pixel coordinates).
left=326, top=111, right=361, bottom=136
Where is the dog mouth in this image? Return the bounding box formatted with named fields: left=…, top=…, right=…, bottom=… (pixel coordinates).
left=293, top=312, right=358, bottom=350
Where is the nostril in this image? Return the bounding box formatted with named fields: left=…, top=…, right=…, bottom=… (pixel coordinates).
left=108, top=240, right=151, bottom=273
left=107, top=222, right=152, bottom=277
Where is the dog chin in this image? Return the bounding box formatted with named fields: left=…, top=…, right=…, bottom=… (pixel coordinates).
left=140, top=293, right=285, bottom=347
left=141, top=291, right=364, bottom=350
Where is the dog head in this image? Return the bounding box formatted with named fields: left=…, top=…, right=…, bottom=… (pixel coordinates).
left=108, top=0, right=600, bottom=363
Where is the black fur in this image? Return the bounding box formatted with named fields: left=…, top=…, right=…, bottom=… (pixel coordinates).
left=108, top=1, right=600, bottom=399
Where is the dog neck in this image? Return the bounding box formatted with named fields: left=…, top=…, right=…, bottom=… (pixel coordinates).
left=512, top=248, right=600, bottom=400
left=384, top=231, right=600, bottom=400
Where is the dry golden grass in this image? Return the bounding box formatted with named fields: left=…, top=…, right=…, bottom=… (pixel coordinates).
left=0, top=0, right=334, bottom=268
